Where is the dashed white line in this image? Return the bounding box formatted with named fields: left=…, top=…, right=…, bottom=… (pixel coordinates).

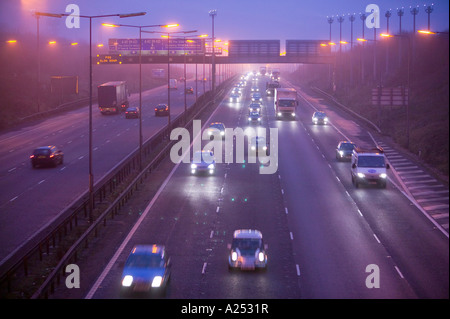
left=38, top=180, right=45, bottom=185
left=202, top=262, right=207, bottom=274
left=285, top=207, right=289, bottom=215
left=290, top=232, right=294, bottom=240
left=216, top=206, right=220, bottom=213
left=8, top=167, right=16, bottom=172
left=210, top=231, right=214, bottom=239
left=10, top=196, right=18, bottom=202
left=296, top=264, right=301, bottom=276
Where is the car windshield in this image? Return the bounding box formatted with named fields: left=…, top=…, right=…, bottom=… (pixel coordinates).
left=358, top=155, right=386, bottom=168
left=250, top=112, right=259, bottom=117
left=279, top=100, right=296, bottom=107
left=251, top=137, right=266, bottom=144
left=232, top=238, right=262, bottom=256
left=193, top=151, right=214, bottom=163
left=34, top=149, right=50, bottom=156
left=315, top=112, right=326, bottom=118
left=209, top=124, right=224, bottom=130
left=340, top=143, right=355, bottom=150
left=125, top=254, right=164, bottom=269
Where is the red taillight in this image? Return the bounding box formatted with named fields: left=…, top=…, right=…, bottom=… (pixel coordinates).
left=50, top=154, right=55, bottom=158
left=154, top=108, right=157, bottom=111
left=30, top=155, right=34, bottom=159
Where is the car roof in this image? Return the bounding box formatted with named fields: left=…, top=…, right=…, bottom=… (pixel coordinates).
left=131, top=244, right=165, bottom=255
left=35, top=145, right=55, bottom=150
left=233, top=229, right=263, bottom=239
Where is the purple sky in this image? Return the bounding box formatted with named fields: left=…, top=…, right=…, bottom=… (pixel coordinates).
left=1, top=0, right=449, bottom=50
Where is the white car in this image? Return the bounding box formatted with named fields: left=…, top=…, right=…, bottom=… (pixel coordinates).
left=228, top=229, right=268, bottom=271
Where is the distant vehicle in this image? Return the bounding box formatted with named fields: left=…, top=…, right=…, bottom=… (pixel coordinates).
left=30, top=145, right=64, bottom=168
left=185, top=86, right=194, bottom=94
left=98, top=81, right=129, bottom=114
left=259, top=66, right=266, bottom=76
left=251, top=92, right=262, bottom=103
left=227, top=229, right=268, bottom=271
left=336, top=141, right=356, bottom=161
left=120, top=245, right=171, bottom=295
left=248, top=103, right=261, bottom=113
left=250, top=136, right=269, bottom=155
left=312, top=111, right=328, bottom=125
left=351, top=146, right=390, bottom=188
left=125, top=106, right=140, bottom=119
left=151, top=69, right=165, bottom=79
left=271, top=68, right=280, bottom=81
left=251, top=86, right=259, bottom=92
left=274, top=88, right=298, bottom=119
left=154, top=104, right=169, bottom=116
left=205, top=122, right=226, bottom=139
left=191, top=150, right=215, bottom=175
left=265, top=81, right=280, bottom=96
left=169, top=78, right=177, bottom=90
left=248, top=111, right=262, bottom=124
left=229, top=92, right=241, bottom=102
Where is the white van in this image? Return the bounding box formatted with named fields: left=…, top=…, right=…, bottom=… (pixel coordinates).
left=351, top=147, right=390, bottom=188
left=169, top=78, right=177, bottom=90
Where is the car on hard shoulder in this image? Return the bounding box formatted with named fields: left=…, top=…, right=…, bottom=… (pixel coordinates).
left=154, top=104, right=169, bottom=116
left=228, top=229, right=267, bottom=271
left=125, top=106, right=140, bottom=119
left=30, top=145, right=64, bottom=168
left=336, top=141, right=356, bottom=161
left=312, top=111, right=328, bottom=125
left=120, top=244, right=171, bottom=296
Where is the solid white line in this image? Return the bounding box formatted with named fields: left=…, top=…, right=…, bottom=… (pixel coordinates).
left=373, top=234, right=381, bottom=244
left=357, top=209, right=363, bottom=217
left=394, top=266, right=404, bottom=279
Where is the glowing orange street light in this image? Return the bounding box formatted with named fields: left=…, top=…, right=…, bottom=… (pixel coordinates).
left=356, top=38, right=367, bottom=42
left=101, top=23, right=119, bottom=27
left=380, top=33, right=393, bottom=38
left=97, top=44, right=104, bottom=47
left=162, top=23, right=179, bottom=28
left=418, top=30, right=436, bottom=35
left=71, top=42, right=78, bottom=46
left=48, top=40, right=56, bottom=45
left=340, top=41, right=348, bottom=44
left=6, top=40, right=17, bottom=43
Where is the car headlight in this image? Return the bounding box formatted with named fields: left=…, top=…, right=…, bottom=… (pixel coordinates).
left=191, top=164, right=197, bottom=169
left=292, top=113, right=296, bottom=116
left=251, top=146, right=256, bottom=151
left=248, top=117, right=252, bottom=121
left=220, top=131, right=225, bottom=136
left=263, top=146, right=267, bottom=151
left=258, top=118, right=261, bottom=121
left=357, top=172, right=365, bottom=178
left=208, top=164, right=215, bottom=169
left=339, top=151, right=344, bottom=156
left=122, top=275, right=133, bottom=287
left=151, top=276, right=163, bottom=288
left=208, top=131, right=212, bottom=135
left=380, top=173, right=387, bottom=178
left=277, top=112, right=282, bottom=116
left=258, top=252, right=265, bottom=262
left=231, top=251, right=238, bottom=261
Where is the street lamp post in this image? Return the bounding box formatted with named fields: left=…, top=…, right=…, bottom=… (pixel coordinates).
left=142, top=29, right=197, bottom=129
left=103, top=23, right=174, bottom=170
left=209, top=10, right=217, bottom=103
left=36, top=11, right=146, bottom=223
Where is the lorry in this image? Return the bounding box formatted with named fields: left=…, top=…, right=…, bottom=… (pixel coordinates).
left=274, top=88, right=298, bottom=119
left=271, top=68, right=280, bottom=81
left=169, top=78, right=178, bottom=90
left=351, top=146, right=390, bottom=188
left=97, top=81, right=129, bottom=114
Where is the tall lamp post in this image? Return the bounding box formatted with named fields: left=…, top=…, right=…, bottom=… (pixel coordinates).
left=143, top=29, right=197, bottom=128
left=209, top=10, right=217, bottom=103
left=35, top=11, right=146, bottom=223
left=103, top=23, right=177, bottom=170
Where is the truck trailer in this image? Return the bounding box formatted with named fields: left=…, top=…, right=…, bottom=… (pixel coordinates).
left=97, top=81, right=129, bottom=114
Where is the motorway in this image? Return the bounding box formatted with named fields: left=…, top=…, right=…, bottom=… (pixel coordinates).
left=0, top=78, right=207, bottom=264
left=79, top=74, right=448, bottom=299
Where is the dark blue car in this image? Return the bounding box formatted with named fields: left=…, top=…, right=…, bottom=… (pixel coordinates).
left=121, top=245, right=171, bottom=295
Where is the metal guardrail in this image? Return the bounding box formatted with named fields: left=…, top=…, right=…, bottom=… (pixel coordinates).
left=0, top=77, right=234, bottom=298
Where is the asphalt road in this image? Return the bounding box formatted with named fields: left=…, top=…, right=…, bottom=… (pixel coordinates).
left=84, top=75, right=448, bottom=299
left=0, top=79, right=206, bottom=264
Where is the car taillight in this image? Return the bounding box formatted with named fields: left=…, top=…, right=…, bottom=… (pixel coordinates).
left=50, top=154, right=54, bottom=158
left=30, top=155, right=34, bottom=159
